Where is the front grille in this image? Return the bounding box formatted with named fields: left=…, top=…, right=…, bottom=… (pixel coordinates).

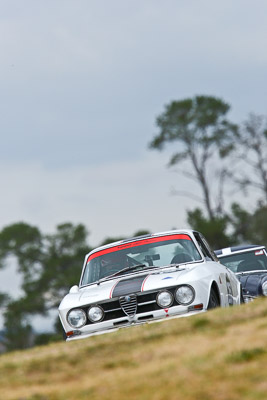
left=81, top=287, right=179, bottom=325
left=119, top=295, right=137, bottom=317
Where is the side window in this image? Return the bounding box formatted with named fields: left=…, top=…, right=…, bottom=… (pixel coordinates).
left=193, top=232, right=213, bottom=260
left=200, top=234, right=218, bottom=261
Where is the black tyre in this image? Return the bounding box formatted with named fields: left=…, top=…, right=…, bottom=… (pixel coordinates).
left=240, top=284, right=245, bottom=304
left=208, top=288, right=220, bottom=309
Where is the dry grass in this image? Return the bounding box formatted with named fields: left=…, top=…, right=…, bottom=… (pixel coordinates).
left=1, top=298, right=267, bottom=400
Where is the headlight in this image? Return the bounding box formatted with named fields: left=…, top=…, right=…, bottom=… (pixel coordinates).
left=88, top=305, right=104, bottom=322
left=262, top=282, right=267, bottom=296
left=156, top=291, right=173, bottom=308
left=67, top=309, right=86, bottom=328
left=175, top=285, right=195, bottom=305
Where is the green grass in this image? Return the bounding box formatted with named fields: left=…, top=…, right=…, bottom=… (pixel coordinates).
left=1, top=298, right=267, bottom=400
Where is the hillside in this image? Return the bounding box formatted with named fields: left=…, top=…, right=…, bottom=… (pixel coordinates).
left=1, top=298, right=267, bottom=400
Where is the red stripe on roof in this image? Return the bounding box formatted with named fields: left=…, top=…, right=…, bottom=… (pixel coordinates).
left=87, top=234, right=191, bottom=263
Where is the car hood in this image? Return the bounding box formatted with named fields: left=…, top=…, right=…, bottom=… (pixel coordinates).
left=60, top=265, right=197, bottom=309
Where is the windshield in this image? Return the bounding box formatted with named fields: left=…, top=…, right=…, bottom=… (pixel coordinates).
left=219, top=249, right=267, bottom=273
left=81, top=234, right=202, bottom=285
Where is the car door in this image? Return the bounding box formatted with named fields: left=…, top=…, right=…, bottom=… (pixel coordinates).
left=193, top=231, right=239, bottom=305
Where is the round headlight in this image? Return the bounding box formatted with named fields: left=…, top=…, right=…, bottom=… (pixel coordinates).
left=88, top=306, right=104, bottom=323
left=156, top=291, right=173, bottom=308
left=262, top=282, right=267, bottom=296
left=175, top=285, right=195, bottom=305
left=67, top=309, right=86, bottom=328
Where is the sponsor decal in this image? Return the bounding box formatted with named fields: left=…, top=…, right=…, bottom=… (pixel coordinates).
left=162, top=276, right=173, bottom=280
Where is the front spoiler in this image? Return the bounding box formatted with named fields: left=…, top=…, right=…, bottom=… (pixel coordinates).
left=66, top=304, right=205, bottom=341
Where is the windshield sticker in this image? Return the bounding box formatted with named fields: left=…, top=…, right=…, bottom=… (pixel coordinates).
left=87, top=234, right=191, bottom=262
left=255, top=250, right=264, bottom=256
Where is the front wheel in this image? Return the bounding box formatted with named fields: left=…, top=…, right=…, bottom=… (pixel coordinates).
left=208, top=288, right=220, bottom=309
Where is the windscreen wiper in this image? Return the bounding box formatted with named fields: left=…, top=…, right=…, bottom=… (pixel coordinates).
left=96, top=264, right=156, bottom=285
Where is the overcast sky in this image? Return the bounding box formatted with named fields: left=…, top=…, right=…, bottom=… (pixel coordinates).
left=0, top=1, right=267, bottom=329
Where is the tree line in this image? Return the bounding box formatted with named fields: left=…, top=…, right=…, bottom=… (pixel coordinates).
left=149, top=95, right=267, bottom=248
left=0, top=95, right=266, bottom=352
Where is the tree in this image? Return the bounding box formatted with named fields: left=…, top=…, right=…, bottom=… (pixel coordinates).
left=37, top=223, right=90, bottom=312
left=3, top=300, right=34, bottom=351
left=187, top=208, right=231, bottom=249
left=0, top=293, right=9, bottom=308
left=0, top=222, right=91, bottom=347
left=233, top=113, right=267, bottom=204
left=149, top=95, right=238, bottom=220
left=0, top=222, right=44, bottom=292
left=230, top=203, right=267, bottom=245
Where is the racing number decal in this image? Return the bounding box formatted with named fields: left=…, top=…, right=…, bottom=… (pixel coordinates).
left=226, top=274, right=234, bottom=306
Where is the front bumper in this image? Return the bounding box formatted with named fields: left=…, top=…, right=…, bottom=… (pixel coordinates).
left=65, top=303, right=204, bottom=341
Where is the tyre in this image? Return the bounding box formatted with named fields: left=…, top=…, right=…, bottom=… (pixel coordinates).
left=208, top=288, right=220, bottom=309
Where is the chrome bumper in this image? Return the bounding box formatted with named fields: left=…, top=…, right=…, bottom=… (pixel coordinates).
left=66, top=303, right=204, bottom=341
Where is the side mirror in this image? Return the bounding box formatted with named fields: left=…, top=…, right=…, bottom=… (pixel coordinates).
left=69, top=285, right=79, bottom=294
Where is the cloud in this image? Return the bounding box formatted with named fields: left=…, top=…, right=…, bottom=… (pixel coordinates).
left=1, top=0, right=267, bottom=169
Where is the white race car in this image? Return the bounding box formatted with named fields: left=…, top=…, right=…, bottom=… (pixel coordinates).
left=58, top=230, right=242, bottom=340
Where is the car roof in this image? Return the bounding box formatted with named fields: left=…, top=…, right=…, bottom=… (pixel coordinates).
left=215, top=244, right=266, bottom=257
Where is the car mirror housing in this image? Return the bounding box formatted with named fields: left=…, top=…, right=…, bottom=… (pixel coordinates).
left=69, top=285, right=79, bottom=294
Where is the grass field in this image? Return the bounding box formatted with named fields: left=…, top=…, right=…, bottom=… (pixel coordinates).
left=1, top=298, right=267, bottom=400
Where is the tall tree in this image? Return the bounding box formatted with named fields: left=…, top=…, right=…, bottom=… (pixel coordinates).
left=0, top=222, right=43, bottom=287
left=0, top=222, right=91, bottom=347
left=230, top=203, right=267, bottom=245
left=149, top=96, right=238, bottom=220
left=3, top=300, right=34, bottom=351
left=0, top=293, right=9, bottom=308
left=36, top=223, right=90, bottom=312
left=233, top=113, right=267, bottom=204
left=187, top=208, right=231, bottom=249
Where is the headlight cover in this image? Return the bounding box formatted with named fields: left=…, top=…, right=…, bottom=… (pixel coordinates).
left=262, top=282, right=267, bottom=296
left=88, top=305, right=104, bottom=323
left=67, top=309, right=87, bottom=328
left=175, top=285, right=195, bottom=305
left=156, top=290, right=173, bottom=308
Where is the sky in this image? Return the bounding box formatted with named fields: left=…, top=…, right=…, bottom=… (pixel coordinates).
left=0, top=0, right=267, bottom=330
